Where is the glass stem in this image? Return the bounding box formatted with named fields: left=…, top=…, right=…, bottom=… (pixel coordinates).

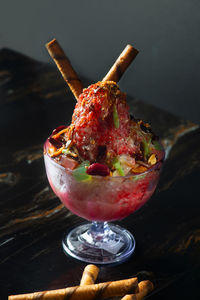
left=89, top=221, right=110, bottom=242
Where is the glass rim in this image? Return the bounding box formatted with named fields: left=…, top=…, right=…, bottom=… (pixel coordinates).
left=44, top=140, right=164, bottom=179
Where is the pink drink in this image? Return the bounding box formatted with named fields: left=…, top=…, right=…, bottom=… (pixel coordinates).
left=44, top=143, right=162, bottom=221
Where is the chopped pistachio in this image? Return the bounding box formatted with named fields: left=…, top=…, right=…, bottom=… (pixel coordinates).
left=113, top=104, right=119, bottom=129
left=62, top=148, right=77, bottom=157
left=152, top=140, right=163, bottom=151
left=142, top=139, right=151, bottom=160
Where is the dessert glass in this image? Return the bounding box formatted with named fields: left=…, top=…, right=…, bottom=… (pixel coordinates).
left=44, top=141, right=164, bottom=264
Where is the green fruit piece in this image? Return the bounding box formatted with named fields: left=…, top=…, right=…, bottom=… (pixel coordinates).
left=72, top=161, right=91, bottom=181
left=113, top=157, right=125, bottom=176
left=113, top=105, right=119, bottom=129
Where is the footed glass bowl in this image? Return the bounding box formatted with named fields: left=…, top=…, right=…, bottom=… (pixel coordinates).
left=44, top=141, right=164, bottom=264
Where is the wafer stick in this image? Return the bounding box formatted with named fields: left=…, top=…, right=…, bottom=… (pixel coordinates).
left=102, top=44, right=139, bottom=83
left=121, top=280, right=154, bottom=300
left=80, top=264, right=100, bottom=286
left=46, top=39, right=83, bottom=100
left=9, top=277, right=138, bottom=300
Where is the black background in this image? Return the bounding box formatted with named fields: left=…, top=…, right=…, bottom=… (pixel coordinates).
left=0, top=0, right=199, bottom=123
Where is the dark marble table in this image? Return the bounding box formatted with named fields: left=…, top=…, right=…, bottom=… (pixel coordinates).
left=0, top=49, right=200, bottom=299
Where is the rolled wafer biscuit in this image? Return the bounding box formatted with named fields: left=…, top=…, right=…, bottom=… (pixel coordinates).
left=121, top=280, right=154, bottom=300
left=80, top=264, right=100, bottom=286
left=9, top=277, right=138, bottom=300
left=102, top=44, right=139, bottom=83
left=46, top=39, right=83, bottom=100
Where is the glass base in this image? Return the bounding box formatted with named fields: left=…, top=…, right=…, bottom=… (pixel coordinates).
left=62, top=222, right=136, bottom=264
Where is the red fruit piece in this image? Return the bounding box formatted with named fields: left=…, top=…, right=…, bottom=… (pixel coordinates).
left=59, top=155, right=79, bottom=170
left=48, top=137, right=63, bottom=148
left=86, top=163, right=110, bottom=176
